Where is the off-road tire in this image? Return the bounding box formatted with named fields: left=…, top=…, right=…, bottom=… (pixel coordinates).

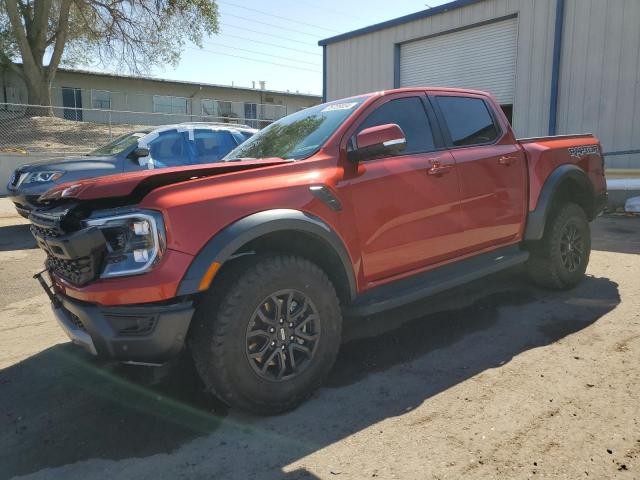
left=189, top=255, right=342, bottom=414
left=526, top=202, right=591, bottom=289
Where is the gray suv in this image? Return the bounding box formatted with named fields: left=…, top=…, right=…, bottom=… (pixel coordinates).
left=7, top=122, right=256, bottom=217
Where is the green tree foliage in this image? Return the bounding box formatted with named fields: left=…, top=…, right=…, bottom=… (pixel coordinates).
left=0, top=0, right=218, bottom=107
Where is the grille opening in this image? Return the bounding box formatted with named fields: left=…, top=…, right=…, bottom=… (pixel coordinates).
left=107, top=315, right=157, bottom=337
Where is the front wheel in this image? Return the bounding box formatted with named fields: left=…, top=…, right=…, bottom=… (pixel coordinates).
left=526, top=202, right=591, bottom=289
left=190, top=255, right=342, bottom=414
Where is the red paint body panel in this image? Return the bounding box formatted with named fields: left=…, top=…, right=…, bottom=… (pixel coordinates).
left=519, top=135, right=607, bottom=211
left=39, top=158, right=293, bottom=202
left=44, top=87, right=606, bottom=307
left=51, top=249, right=193, bottom=306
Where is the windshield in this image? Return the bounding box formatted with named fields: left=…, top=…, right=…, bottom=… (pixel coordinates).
left=90, top=132, right=147, bottom=156
left=224, top=97, right=367, bottom=161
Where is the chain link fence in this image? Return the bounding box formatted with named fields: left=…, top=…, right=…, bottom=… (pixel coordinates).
left=0, top=102, right=281, bottom=155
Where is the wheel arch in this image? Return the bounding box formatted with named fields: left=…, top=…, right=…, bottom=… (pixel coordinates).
left=177, top=209, right=357, bottom=304
left=524, top=164, right=595, bottom=241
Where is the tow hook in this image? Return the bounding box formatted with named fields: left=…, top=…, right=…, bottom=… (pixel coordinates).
left=34, top=269, right=62, bottom=308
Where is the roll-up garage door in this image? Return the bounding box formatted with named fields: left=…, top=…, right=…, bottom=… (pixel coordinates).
left=399, top=17, right=518, bottom=104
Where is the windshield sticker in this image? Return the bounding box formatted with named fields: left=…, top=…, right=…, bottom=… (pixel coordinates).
left=321, top=102, right=358, bottom=112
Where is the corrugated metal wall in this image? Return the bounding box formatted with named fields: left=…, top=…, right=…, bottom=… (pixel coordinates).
left=325, top=0, right=557, bottom=138
left=557, top=0, right=640, bottom=169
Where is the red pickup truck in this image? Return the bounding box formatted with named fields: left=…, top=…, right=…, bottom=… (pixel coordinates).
left=30, top=88, right=606, bottom=413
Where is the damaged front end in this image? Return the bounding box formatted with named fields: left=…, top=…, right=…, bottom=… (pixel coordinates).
left=29, top=202, right=193, bottom=363
left=30, top=203, right=166, bottom=286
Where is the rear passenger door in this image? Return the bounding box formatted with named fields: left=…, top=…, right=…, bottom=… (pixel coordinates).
left=431, top=93, right=527, bottom=251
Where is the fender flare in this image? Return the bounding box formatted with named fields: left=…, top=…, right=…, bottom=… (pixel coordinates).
left=524, top=164, right=594, bottom=241
left=177, top=209, right=357, bottom=299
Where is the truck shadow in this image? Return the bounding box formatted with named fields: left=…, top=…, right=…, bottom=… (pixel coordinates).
left=0, top=272, right=620, bottom=479
left=0, top=224, right=37, bottom=252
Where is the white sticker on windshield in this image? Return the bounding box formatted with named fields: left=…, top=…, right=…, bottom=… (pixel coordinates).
left=321, top=102, right=358, bottom=112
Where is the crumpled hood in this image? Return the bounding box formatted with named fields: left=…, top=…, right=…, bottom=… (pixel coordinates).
left=39, top=158, right=290, bottom=202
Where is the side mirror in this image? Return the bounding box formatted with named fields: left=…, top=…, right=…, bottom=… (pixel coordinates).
left=348, top=123, right=406, bottom=162
left=129, top=147, right=150, bottom=167
left=130, top=147, right=150, bottom=160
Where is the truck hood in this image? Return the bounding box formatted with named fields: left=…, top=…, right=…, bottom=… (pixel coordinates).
left=39, top=158, right=291, bottom=202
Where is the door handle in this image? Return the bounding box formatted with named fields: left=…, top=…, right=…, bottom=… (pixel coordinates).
left=427, top=161, right=452, bottom=176
left=499, top=156, right=516, bottom=166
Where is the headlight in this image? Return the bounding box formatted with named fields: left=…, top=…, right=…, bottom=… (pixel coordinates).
left=84, top=210, right=166, bottom=278
left=23, top=171, right=65, bottom=184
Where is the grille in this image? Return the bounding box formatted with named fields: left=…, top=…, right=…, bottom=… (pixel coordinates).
left=46, top=255, right=97, bottom=286
left=31, top=224, right=62, bottom=239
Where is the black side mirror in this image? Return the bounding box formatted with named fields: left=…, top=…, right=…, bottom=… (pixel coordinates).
left=130, top=147, right=150, bottom=159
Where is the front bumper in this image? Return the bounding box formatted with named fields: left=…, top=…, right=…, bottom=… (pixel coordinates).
left=52, top=292, right=194, bottom=364
left=7, top=193, right=38, bottom=218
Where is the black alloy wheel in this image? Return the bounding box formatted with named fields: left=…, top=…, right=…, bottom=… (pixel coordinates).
left=246, top=290, right=321, bottom=381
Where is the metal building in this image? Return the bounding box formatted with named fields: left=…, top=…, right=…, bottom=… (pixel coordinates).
left=319, top=0, right=640, bottom=171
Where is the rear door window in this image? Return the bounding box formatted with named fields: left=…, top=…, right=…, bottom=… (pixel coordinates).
left=148, top=131, right=190, bottom=167
left=193, top=130, right=238, bottom=163
left=435, top=96, right=500, bottom=147
left=357, top=96, right=436, bottom=155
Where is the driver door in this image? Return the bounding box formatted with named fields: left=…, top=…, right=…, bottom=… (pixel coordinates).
left=339, top=93, right=466, bottom=284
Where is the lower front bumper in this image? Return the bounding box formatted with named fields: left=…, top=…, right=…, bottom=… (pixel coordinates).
left=52, top=294, right=195, bottom=364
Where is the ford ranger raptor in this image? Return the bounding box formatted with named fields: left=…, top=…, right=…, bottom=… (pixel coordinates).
left=28, top=88, right=607, bottom=414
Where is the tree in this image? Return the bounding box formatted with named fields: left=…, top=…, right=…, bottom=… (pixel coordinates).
left=0, top=0, right=218, bottom=107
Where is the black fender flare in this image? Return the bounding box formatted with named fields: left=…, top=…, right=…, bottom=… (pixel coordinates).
left=524, top=164, right=595, bottom=241
left=177, top=209, right=357, bottom=299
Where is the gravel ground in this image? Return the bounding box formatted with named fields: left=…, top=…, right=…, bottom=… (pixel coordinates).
left=0, top=116, right=146, bottom=154
left=0, top=197, right=638, bottom=480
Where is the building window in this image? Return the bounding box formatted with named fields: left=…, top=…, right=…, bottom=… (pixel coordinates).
left=91, top=90, right=111, bottom=109
left=153, top=95, right=189, bottom=114
left=201, top=99, right=233, bottom=120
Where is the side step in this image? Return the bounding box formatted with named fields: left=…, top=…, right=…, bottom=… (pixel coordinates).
left=345, top=245, right=529, bottom=317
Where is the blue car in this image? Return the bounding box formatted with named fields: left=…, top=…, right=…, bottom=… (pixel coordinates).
left=7, top=122, right=256, bottom=218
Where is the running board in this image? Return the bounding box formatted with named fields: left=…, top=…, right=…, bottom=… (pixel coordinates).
left=345, top=245, right=529, bottom=317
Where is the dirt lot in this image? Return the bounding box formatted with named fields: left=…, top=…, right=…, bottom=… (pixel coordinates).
left=0, top=198, right=639, bottom=480
left=0, top=116, right=148, bottom=154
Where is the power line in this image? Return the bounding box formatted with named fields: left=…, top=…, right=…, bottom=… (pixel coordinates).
left=221, top=22, right=318, bottom=47
left=186, top=47, right=322, bottom=74
left=208, top=32, right=321, bottom=57
left=283, top=0, right=370, bottom=22
left=217, top=0, right=342, bottom=34
left=220, top=12, right=323, bottom=38
left=200, top=41, right=320, bottom=66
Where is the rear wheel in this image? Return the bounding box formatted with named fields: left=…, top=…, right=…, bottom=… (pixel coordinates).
left=190, top=255, right=342, bottom=414
left=526, top=202, right=591, bottom=289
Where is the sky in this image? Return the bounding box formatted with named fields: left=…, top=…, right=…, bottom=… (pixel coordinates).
left=139, top=0, right=451, bottom=96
